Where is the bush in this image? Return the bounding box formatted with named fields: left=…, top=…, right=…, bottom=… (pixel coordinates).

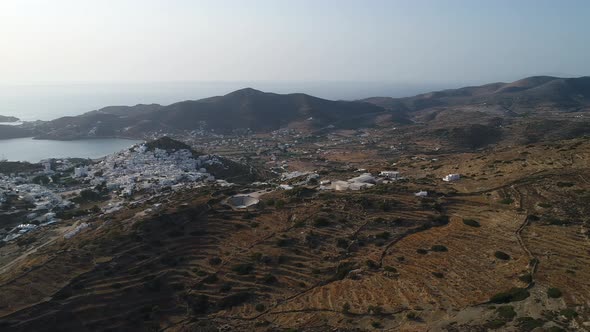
left=209, top=257, right=221, bottom=265
left=261, top=273, right=278, bottom=284
left=313, top=217, right=331, bottom=227
left=484, top=319, right=506, bottom=329
left=187, top=294, right=209, bottom=314
left=218, top=292, right=253, bottom=309
left=371, top=321, right=382, bottom=328
left=559, top=308, right=578, bottom=319
left=432, top=272, right=444, bottom=278
left=431, top=245, right=448, bottom=252
left=490, top=288, right=530, bottom=303
left=547, top=287, right=562, bottom=298
left=416, top=249, right=428, bottom=255
left=496, top=305, right=516, bottom=320
left=384, top=266, right=397, bottom=273
left=342, top=302, right=351, bottom=314
left=494, top=251, right=511, bottom=260
left=375, top=231, right=391, bottom=240
left=516, top=317, right=544, bottom=331
left=231, top=263, right=254, bottom=275
left=336, top=238, right=349, bottom=249
left=255, top=303, right=265, bottom=312
left=518, top=273, right=532, bottom=283
left=366, top=260, right=379, bottom=270
left=463, top=219, right=481, bottom=227
left=499, top=198, right=514, bottom=205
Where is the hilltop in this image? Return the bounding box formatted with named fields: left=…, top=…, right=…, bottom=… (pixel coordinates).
left=0, top=115, right=19, bottom=123
left=32, top=88, right=402, bottom=140
left=364, top=76, right=590, bottom=112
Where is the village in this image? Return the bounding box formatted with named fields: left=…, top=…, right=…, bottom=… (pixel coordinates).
left=0, top=134, right=462, bottom=244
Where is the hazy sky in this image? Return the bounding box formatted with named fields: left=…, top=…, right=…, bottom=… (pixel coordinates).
left=1, top=0, right=589, bottom=85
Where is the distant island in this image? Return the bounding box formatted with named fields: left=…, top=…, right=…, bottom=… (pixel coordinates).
left=0, top=115, right=19, bottom=123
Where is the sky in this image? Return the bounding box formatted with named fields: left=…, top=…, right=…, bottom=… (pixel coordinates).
left=1, top=0, right=589, bottom=85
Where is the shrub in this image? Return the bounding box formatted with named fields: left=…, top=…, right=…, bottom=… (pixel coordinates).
left=484, top=319, right=506, bottom=329
left=336, top=238, right=349, bottom=249
left=371, top=321, right=382, bottom=328
left=499, top=198, right=514, bottom=205
left=431, top=245, right=448, bottom=252
left=342, top=302, right=351, bottom=314
left=220, top=283, right=232, bottom=292
left=516, top=317, right=544, bottom=331
left=261, top=273, right=277, bottom=284
left=463, top=219, right=481, bottom=227
left=416, top=249, right=428, bottom=255
left=537, top=202, right=552, bottom=208
left=313, top=217, right=331, bottom=227
left=366, top=260, right=379, bottom=270
left=559, top=308, right=578, bottom=319
left=187, top=294, right=209, bottom=314
left=218, top=292, right=253, bottom=309
left=547, top=287, right=562, bottom=298
left=494, top=251, right=511, bottom=260
left=490, top=288, right=530, bottom=303
left=496, top=305, right=516, bottom=320
left=375, top=231, right=391, bottom=240
left=518, top=273, right=532, bottom=284
left=231, top=263, right=254, bottom=275
left=384, top=266, right=397, bottom=273
left=432, top=272, right=444, bottom=278
left=202, top=274, right=218, bottom=284
left=208, top=257, right=222, bottom=265
left=255, top=303, right=265, bottom=312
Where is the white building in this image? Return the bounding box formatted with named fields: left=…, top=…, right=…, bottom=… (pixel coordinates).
left=379, top=171, right=401, bottom=180
left=443, top=174, right=461, bottom=182
left=415, top=190, right=428, bottom=197
left=74, top=166, right=88, bottom=178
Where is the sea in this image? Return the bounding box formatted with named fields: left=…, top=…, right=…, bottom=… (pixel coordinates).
left=0, top=81, right=450, bottom=162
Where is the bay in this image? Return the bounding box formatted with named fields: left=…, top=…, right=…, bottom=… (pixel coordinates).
left=0, top=138, right=142, bottom=163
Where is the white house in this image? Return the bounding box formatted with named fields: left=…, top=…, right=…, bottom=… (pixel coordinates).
left=379, top=171, right=401, bottom=180
left=415, top=190, right=428, bottom=197
left=74, top=166, right=88, bottom=178
left=443, top=174, right=460, bottom=182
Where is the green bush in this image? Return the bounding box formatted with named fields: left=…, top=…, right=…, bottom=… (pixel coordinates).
left=463, top=219, right=481, bottom=227
left=516, top=317, right=544, bottom=331
left=484, top=319, right=506, bottom=329
left=255, top=303, right=265, bottom=312
left=208, top=256, right=222, bottom=265
left=313, top=217, right=331, bottom=227
left=496, top=305, right=516, bottom=320
left=416, top=248, right=428, bottom=255
left=432, top=272, right=444, bottom=278
left=494, top=251, right=511, bottom=260
left=559, top=308, right=578, bottom=319
left=490, top=288, right=530, bottom=303
left=518, top=273, right=532, bottom=283
left=431, top=245, right=448, bottom=252
left=499, top=198, right=514, bottom=205
left=547, top=287, right=562, bottom=298
left=384, top=266, right=397, bottom=273
left=231, top=263, right=254, bottom=275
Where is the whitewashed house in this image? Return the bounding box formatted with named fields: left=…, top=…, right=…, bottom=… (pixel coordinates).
left=443, top=174, right=461, bottom=182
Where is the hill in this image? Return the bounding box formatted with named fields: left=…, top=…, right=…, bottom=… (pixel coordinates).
left=0, top=115, right=19, bottom=123
left=32, top=89, right=401, bottom=139
left=364, top=76, right=590, bottom=112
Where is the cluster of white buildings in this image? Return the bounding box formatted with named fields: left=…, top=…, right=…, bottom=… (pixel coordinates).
left=83, top=144, right=223, bottom=197
left=0, top=175, right=70, bottom=214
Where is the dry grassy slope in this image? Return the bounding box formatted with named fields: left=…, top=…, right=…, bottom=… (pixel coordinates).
left=1, top=138, right=590, bottom=331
